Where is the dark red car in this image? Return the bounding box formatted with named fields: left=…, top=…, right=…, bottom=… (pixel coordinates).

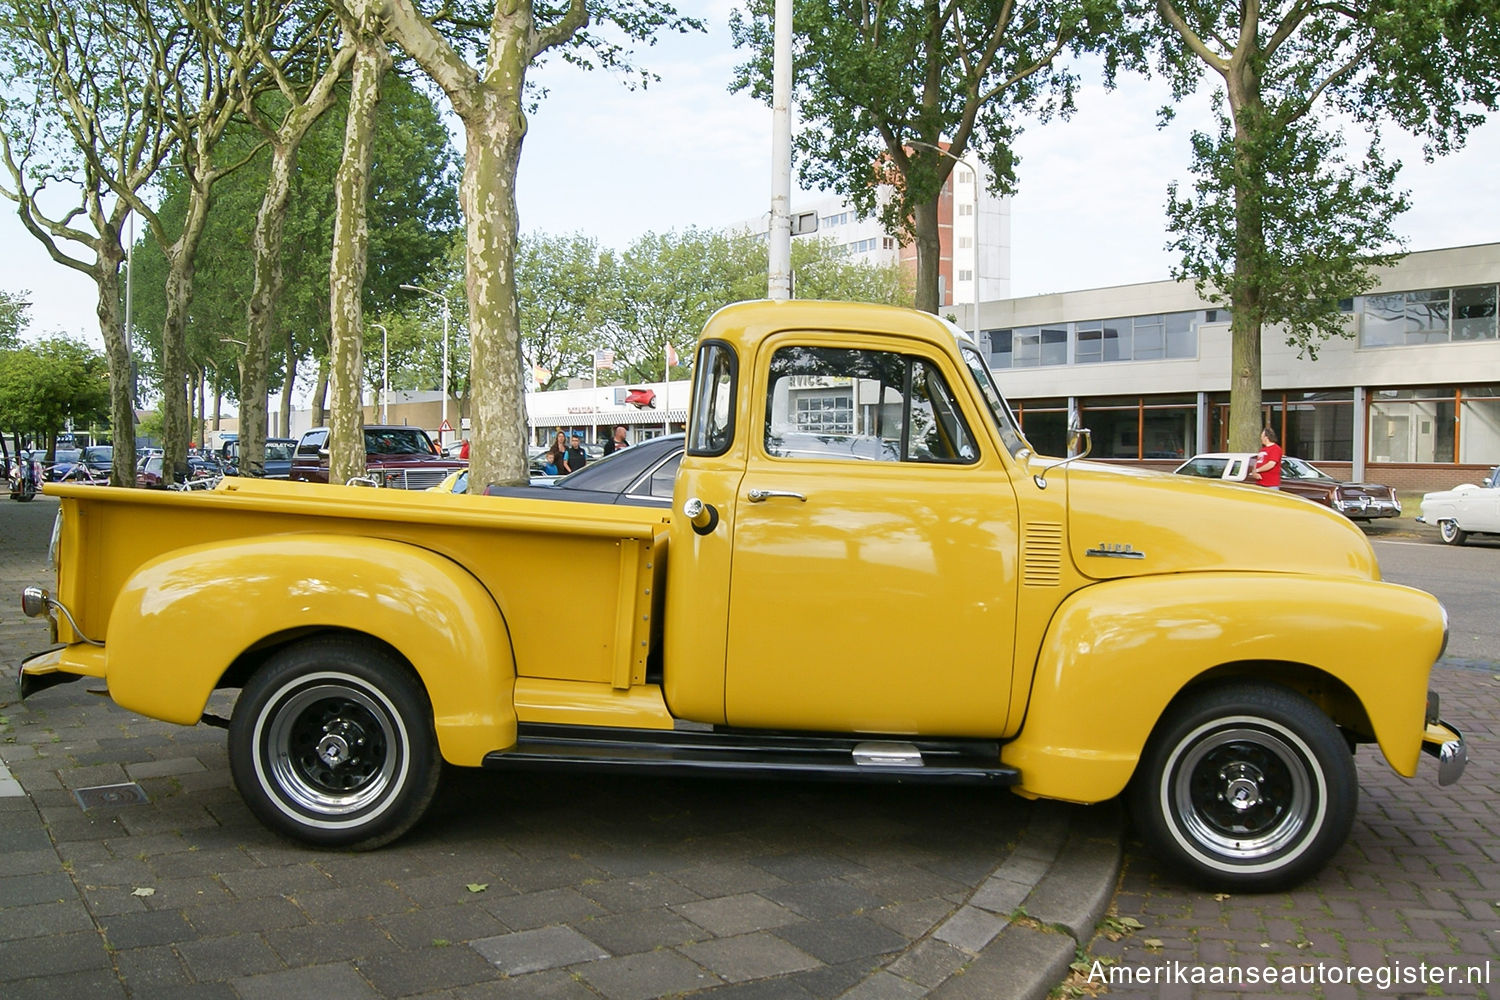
left=289, top=426, right=466, bottom=490
left=1276, top=456, right=1401, bottom=521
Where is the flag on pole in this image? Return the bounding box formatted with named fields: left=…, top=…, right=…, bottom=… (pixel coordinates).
left=593, top=349, right=615, bottom=370
left=665, top=342, right=679, bottom=368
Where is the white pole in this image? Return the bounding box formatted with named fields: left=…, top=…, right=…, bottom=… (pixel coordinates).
left=970, top=166, right=981, bottom=343
left=767, top=0, right=793, bottom=300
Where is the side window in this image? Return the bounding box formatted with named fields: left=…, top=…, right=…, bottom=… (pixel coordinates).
left=296, top=431, right=327, bottom=458
left=646, top=453, right=683, bottom=499
left=764, top=346, right=976, bottom=464
left=688, top=342, right=737, bottom=456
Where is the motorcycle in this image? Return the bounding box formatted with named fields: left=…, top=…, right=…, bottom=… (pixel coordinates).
left=8, top=452, right=42, bottom=502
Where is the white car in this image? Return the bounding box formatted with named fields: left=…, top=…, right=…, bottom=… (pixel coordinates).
left=1418, top=466, right=1500, bottom=545
left=1172, top=453, right=1257, bottom=481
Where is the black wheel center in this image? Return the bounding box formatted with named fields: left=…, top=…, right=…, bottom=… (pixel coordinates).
left=1190, top=741, right=1292, bottom=836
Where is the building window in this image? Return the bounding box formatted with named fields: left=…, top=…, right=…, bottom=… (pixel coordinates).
left=957, top=169, right=973, bottom=184
left=957, top=203, right=974, bottom=216
left=1359, top=285, right=1499, bottom=346
left=820, top=211, right=850, bottom=227
left=1014, top=398, right=1069, bottom=456
left=1460, top=388, right=1500, bottom=462
left=882, top=237, right=895, bottom=250
left=845, top=238, right=878, bottom=253
left=1078, top=395, right=1195, bottom=461
left=957, top=236, right=973, bottom=249
left=1369, top=387, right=1456, bottom=463
left=957, top=269, right=973, bottom=283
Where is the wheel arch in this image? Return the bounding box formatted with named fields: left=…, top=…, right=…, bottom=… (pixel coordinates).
left=104, top=534, right=517, bottom=766
left=1002, top=573, right=1444, bottom=803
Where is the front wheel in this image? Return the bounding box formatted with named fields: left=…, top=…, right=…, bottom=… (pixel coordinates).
left=229, top=638, right=442, bottom=849
left=1439, top=519, right=1469, bottom=546
left=1128, top=683, right=1356, bottom=892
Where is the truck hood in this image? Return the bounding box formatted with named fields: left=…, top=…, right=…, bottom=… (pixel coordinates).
left=1060, top=461, right=1380, bottom=581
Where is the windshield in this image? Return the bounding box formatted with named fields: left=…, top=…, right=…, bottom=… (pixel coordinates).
left=265, top=442, right=295, bottom=462
left=960, top=347, right=1028, bottom=458
left=363, top=429, right=436, bottom=455
left=1282, top=456, right=1336, bottom=482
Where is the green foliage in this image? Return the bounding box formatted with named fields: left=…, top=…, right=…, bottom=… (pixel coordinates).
left=517, top=232, right=614, bottom=390
left=730, top=0, right=1140, bottom=307
left=127, top=71, right=461, bottom=405
left=0, top=291, right=30, bottom=350
left=0, top=336, right=110, bottom=447
left=1164, top=98, right=1407, bottom=360
left=1147, top=0, right=1500, bottom=445
left=596, top=228, right=912, bottom=382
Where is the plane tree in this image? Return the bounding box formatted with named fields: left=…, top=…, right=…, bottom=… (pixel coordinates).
left=1145, top=0, right=1500, bottom=450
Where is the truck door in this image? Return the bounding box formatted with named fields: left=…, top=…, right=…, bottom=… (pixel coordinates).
left=722, top=337, right=1020, bottom=737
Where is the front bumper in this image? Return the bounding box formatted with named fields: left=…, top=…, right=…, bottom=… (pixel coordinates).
left=16, top=646, right=86, bottom=700
left=1420, top=719, right=1467, bottom=786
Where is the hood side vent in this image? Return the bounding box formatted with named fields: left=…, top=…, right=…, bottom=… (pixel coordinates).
left=1023, top=521, right=1063, bottom=587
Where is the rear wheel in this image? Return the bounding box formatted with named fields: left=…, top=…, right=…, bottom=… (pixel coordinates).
left=1439, top=519, right=1469, bottom=546
left=1128, top=683, right=1356, bottom=892
left=229, top=637, right=441, bottom=849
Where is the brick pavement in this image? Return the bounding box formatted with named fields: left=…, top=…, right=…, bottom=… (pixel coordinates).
left=0, top=496, right=1119, bottom=1000
left=1082, top=662, right=1500, bottom=999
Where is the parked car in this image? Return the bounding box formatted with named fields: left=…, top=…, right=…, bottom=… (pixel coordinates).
left=288, top=426, right=466, bottom=490
left=484, top=433, right=683, bottom=507
left=46, top=448, right=84, bottom=481
left=1172, top=453, right=1255, bottom=481
left=432, top=435, right=685, bottom=508
left=1418, top=465, right=1500, bottom=545
left=1275, top=456, right=1401, bottom=521
left=221, top=438, right=298, bottom=478
left=1173, top=453, right=1401, bottom=521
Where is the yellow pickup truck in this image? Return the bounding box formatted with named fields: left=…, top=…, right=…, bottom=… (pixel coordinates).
left=18, top=300, right=1465, bottom=891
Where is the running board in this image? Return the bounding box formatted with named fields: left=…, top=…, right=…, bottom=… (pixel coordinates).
left=480, top=723, right=1020, bottom=785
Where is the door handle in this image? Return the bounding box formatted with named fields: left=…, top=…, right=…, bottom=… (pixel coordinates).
left=747, top=488, right=807, bottom=503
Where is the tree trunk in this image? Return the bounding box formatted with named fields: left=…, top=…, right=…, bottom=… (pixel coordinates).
left=314, top=357, right=329, bottom=426
left=1225, top=62, right=1267, bottom=453
left=327, top=38, right=389, bottom=484
left=160, top=184, right=212, bottom=483
left=460, top=95, right=530, bottom=487
left=281, top=329, right=296, bottom=438
left=240, top=140, right=298, bottom=476
left=911, top=198, right=942, bottom=314
left=94, top=244, right=135, bottom=486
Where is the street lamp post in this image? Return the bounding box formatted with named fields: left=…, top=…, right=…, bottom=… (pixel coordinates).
left=371, top=323, right=389, bottom=423
left=398, top=284, right=450, bottom=444
left=910, top=141, right=982, bottom=343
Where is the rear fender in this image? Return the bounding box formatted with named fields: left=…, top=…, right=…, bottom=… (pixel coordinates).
left=105, top=534, right=515, bottom=765
left=1002, top=573, right=1446, bottom=802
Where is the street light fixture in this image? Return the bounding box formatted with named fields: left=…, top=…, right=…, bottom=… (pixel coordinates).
left=910, top=141, right=982, bottom=344
left=371, top=323, right=389, bottom=423
left=398, top=284, right=450, bottom=443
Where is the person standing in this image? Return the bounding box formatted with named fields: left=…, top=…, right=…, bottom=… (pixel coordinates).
left=549, top=431, right=572, bottom=475
left=1250, top=427, right=1283, bottom=487
left=566, top=434, right=588, bottom=473
left=603, top=425, right=629, bottom=456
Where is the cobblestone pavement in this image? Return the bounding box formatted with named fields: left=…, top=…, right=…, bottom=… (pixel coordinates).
left=0, top=496, right=1118, bottom=1000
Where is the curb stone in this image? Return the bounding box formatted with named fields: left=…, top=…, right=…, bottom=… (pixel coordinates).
left=852, top=800, right=1125, bottom=1000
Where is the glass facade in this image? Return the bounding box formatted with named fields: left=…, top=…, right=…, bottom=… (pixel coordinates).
left=985, top=310, right=1218, bottom=370
left=1359, top=285, right=1498, bottom=346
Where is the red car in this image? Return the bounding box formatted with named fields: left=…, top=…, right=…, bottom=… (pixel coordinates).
left=1273, top=456, right=1401, bottom=521
left=288, top=426, right=466, bottom=490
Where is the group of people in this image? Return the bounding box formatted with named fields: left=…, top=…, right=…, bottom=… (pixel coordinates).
left=540, top=425, right=630, bottom=477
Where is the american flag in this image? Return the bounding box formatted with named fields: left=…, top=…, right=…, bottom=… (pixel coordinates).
left=593, top=349, right=615, bottom=370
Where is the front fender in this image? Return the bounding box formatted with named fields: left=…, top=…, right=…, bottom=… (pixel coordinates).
left=1002, top=573, right=1446, bottom=803
left=105, top=534, right=515, bottom=766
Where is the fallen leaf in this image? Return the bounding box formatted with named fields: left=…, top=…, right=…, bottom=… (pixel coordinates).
left=1144, top=938, right=1164, bottom=949
left=1213, top=893, right=1231, bottom=901
left=131, top=887, right=155, bottom=897
left=466, top=883, right=488, bottom=894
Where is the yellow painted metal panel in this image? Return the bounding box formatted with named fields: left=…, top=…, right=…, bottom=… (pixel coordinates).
left=1002, top=573, right=1446, bottom=802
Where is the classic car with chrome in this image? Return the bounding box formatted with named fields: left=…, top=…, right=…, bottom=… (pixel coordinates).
left=1174, top=453, right=1401, bottom=521
left=17, top=299, right=1465, bottom=892
left=1418, top=466, right=1500, bottom=545
left=1275, top=456, right=1401, bottom=521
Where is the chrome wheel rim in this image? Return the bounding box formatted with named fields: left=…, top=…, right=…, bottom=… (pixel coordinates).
left=263, top=680, right=402, bottom=818
left=1168, top=723, right=1315, bottom=862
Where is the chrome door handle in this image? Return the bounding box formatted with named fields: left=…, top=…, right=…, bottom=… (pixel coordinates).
left=747, top=488, right=807, bottom=503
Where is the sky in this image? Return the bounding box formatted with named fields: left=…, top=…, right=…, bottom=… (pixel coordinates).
left=3, top=1, right=1498, bottom=346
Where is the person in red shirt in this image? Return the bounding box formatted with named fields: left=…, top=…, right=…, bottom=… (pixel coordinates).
left=1251, top=427, right=1283, bottom=487
left=458, top=438, right=470, bottom=460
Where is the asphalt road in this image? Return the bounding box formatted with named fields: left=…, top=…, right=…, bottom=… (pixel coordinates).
left=1367, top=536, right=1497, bottom=662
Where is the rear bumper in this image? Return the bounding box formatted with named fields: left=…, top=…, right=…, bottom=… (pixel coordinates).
left=16, top=646, right=87, bottom=700
left=1420, top=719, right=1467, bottom=786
